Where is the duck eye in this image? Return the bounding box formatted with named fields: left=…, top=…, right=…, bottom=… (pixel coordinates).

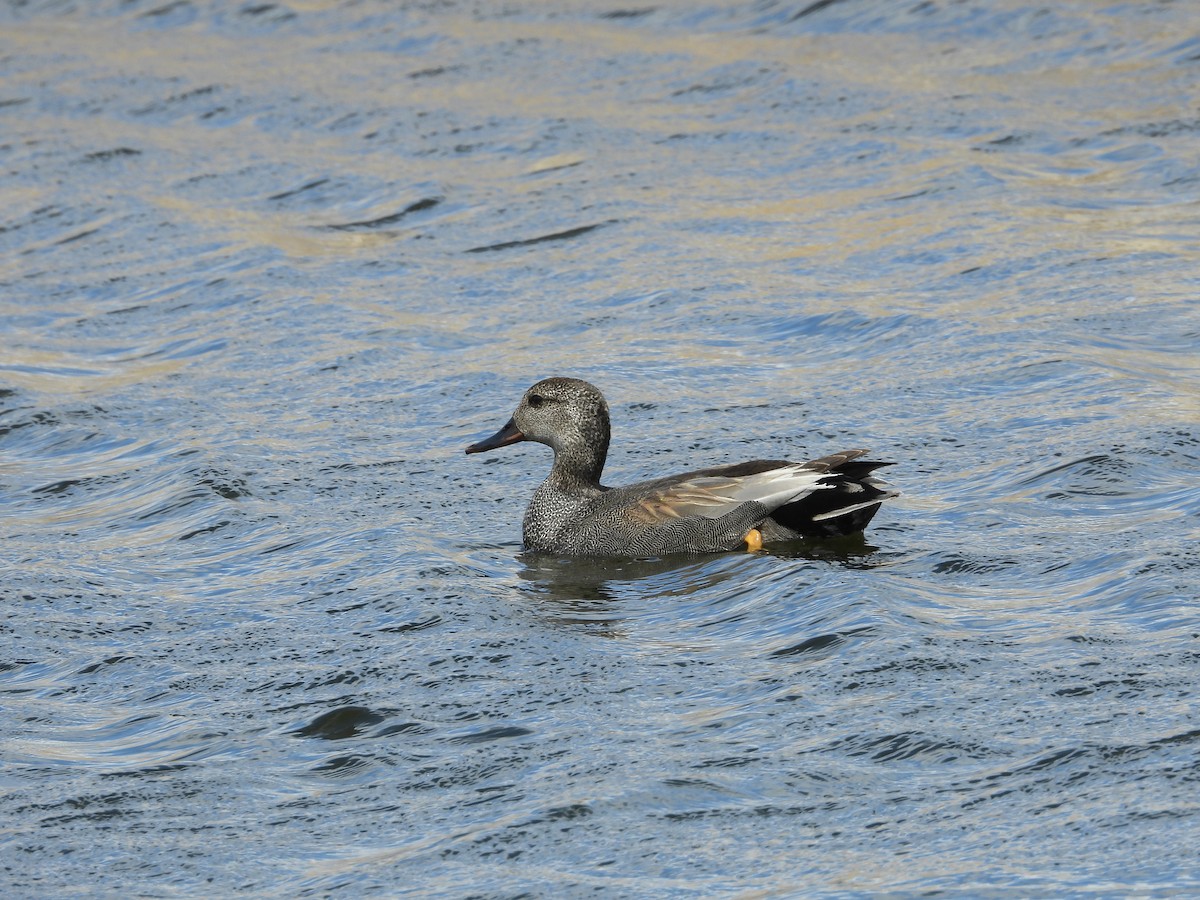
left=528, top=394, right=545, bottom=408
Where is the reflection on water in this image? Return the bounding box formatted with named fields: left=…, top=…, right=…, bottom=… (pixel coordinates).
left=519, top=551, right=747, bottom=605
left=517, top=536, right=887, bottom=626
left=2, top=0, right=1199, bottom=896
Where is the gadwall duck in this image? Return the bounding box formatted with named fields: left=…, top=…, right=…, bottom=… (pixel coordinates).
left=466, top=378, right=896, bottom=556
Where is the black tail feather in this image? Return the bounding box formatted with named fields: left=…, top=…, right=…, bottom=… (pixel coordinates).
left=769, top=460, right=896, bottom=538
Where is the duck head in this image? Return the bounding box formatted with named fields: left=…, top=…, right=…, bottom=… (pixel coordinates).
left=466, top=377, right=611, bottom=482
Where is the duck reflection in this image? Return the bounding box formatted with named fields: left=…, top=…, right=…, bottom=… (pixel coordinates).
left=515, top=551, right=750, bottom=629
left=514, top=536, right=884, bottom=631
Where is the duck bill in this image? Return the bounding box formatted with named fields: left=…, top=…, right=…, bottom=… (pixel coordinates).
left=465, top=418, right=526, bottom=454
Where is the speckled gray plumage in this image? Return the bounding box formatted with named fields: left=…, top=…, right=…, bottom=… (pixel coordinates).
left=467, top=378, right=896, bottom=557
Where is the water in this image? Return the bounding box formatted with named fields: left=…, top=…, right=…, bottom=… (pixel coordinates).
left=2, top=0, right=1198, bottom=895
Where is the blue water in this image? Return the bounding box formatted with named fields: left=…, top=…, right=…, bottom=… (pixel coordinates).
left=2, top=1, right=1198, bottom=896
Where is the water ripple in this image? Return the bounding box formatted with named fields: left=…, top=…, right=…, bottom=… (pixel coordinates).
left=2, top=1, right=1198, bottom=896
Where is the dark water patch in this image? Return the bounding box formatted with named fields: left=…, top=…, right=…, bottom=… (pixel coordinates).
left=238, top=3, right=295, bottom=23
left=131, top=83, right=223, bottom=116
left=30, top=477, right=91, bottom=495
left=82, top=147, right=142, bottom=162
left=769, top=631, right=844, bottom=658
left=600, top=8, right=656, bottom=20
left=177, top=519, right=230, bottom=541
left=1102, top=117, right=1200, bottom=139
left=444, top=724, right=532, bottom=748
left=885, top=185, right=954, bottom=201
left=102, top=303, right=146, bottom=317
left=465, top=221, right=612, bottom=253
left=196, top=470, right=250, bottom=500
left=323, top=196, right=443, bottom=231
left=669, top=62, right=779, bottom=99
left=312, top=754, right=373, bottom=777
left=76, top=655, right=135, bottom=676
left=139, top=1, right=193, bottom=21
left=376, top=721, right=434, bottom=738
left=788, top=0, right=846, bottom=22
left=267, top=177, right=329, bottom=201
left=930, top=553, right=1019, bottom=576
left=828, top=731, right=983, bottom=765
left=692, top=754, right=760, bottom=770
left=407, top=65, right=462, bottom=79
left=977, top=131, right=1032, bottom=149
left=378, top=616, right=443, bottom=634
left=291, top=706, right=387, bottom=741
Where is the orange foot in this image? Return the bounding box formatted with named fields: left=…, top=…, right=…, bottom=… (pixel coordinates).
left=744, top=528, right=763, bottom=552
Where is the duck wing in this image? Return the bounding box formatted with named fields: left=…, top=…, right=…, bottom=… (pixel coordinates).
left=623, top=457, right=843, bottom=526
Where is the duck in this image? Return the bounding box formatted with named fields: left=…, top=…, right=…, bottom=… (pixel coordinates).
left=466, top=377, right=896, bottom=557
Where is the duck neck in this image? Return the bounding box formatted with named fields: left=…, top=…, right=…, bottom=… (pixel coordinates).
left=549, top=426, right=609, bottom=490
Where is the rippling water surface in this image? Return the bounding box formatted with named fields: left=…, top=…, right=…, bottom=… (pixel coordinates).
left=2, top=0, right=1199, bottom=895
